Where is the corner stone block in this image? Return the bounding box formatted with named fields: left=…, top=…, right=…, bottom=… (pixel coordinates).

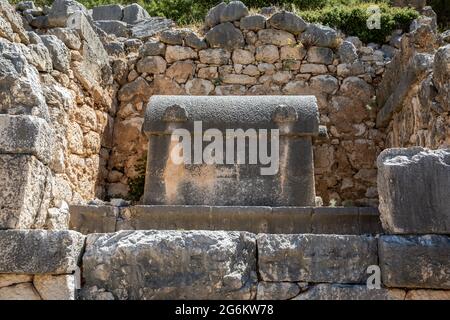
left=257, top=234, right=377, bottom=283
left=0, top=230, right=85, bottom=274
left=377, top=147, right=450, bottom=234
left=379, top=235, right=450, bottom=289
left=293, top=284, right=405, bottom=300
left=0, top=155, right=52, bottom=229
left=0, top=114, right=53, bottom=165
left=81, top=230, right=257, bottom=300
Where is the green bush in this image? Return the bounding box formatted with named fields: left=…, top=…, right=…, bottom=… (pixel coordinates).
left=127, top=155, right=146, bottom=202
left=299, top=2, right=419, bottom=43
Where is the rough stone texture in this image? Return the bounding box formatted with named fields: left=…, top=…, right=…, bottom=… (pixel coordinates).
left=95, top=20, right=129, bottom=38
left=199, top=48, right=230, bottom=64
left=143, top=95, right=318, bottom=206
left=0, top=155, right=51, bottom=229
left=293, top=284, right=406, bottom=300
left=0, top=282, right=41, bottom=300
left=240, top=15, right=265, bottom=31
left=69, top=205, right=118, bottom=234
left=92, top=4, right=123, bottom=21
left=122, top=3, right=150, bottom=24
left=165, top=45, right=197, bottom=63
left=81, top=230, right=257, bottom=300
left=258, top=28, right=296, bottom=46
left=47, top=0, right=87, bottom=28
left=0, top=274, right=33, bottom=288
left=378, top=235, right=450, bottom=289
left=377, top=148, right=450, bottom=234
left=219, top=1, right=248, bottom=23
left=405, top=289, right=450, bottom=300
left=34, top=274, right=76, bottom=300
left=267, top=11, right=307, bottom=35
left=257, top=282, right=301, bottom=300
left=258, top=234, right=377, bottom=283
left=205, top=22, right=244, bottom=50
left=0, top=115, right=52, bottom=165
left=131, top=17, right=174, bottom=39
left=300, top=24, right=339, bottom=48
left=0, top=230, right=85, bottom=274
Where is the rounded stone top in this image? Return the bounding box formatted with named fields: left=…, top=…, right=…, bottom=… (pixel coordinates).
left=143, top=95, right=319, bottom=136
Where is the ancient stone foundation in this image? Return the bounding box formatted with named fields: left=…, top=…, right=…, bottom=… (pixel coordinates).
left=0, top=0, right=449, bottom=300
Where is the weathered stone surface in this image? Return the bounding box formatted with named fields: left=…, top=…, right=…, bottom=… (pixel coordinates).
left=219, top=1, right=248, bottom=23
left=338, top=41, right=358, bottom=63
left=205, top=22, right=244, bottom=50
left=0, top=230, right=85, bottom=274
left=205, top=2, right=227, bottom=28
left=0, top=39, right=49, bottom=120
left=299, top=63, right=327, bottom=74
left=379, top=235, right=450, bottom=289
left=166, top=61, right=194, bottom=83
left=95, top=20, right=129, bottom=38
left=122, top=3, right=150, bottom=24
left=69, top=205, right=118, bottom=234
left=131, top=17, right=174, bottom=39
left=300, top=24, right=339, bottom=48
left=47, top=27, right=81, bottom=50
left=143, top=95, right=318, bottom=206
left=433, top=44, right=450, bottom=111
left=255, top=45, right=279, bottom=63
left=280, top=45, right=305, bottom=60
left=40, top=35, right=70, bottom=73
left=47, top=0, right=87, bottom=27
left=222, top=73, right=257, bottom=85
left=405, top=289, right=450, bottom=300
left=258, top=29, right=296, bottom=46
left=185, top=78, right=214, bottom=95
left=293, top=284, right=405, bottom=300
left=377, top=148, right=450, bottom=234
left=258, top=234, right=377, bottom=283
left=0, top=115, right=52, bottom=165
left=139, top=39, right=165, bottom=56
left=165, top=45, right=197, bottom=63
left=267, top=11, right=307, bottom=35
left=199, top=48, right=230, bottom=64
left=310, top=75, right=338, bottom=94
left=34, top=274, right=76, bottom=300
left=136, top=55, right=167, bottom=74
left=184, top=31, right=207, bottom=49
left=232, top=49, right=254, bottom=64
left=307, top=46, right=333, bottom=64
left=257, top=282, right=301, bottom=300
left=0, top=274, right=33, bottom=288
left=92, top=4, right=123, bottom=21
left=240, top=14, right=266, bottom=31
left=0, top=155, right=51, bottom=229
left=81, top=230, right=257, bottom=300
left=159, top=29, right=185, bottom=45
left=0, top=283, right=41, bottom=300
left=0, top=0, right=29, bottom=43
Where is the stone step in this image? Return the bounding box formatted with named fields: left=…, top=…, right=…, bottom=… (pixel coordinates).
left=69, top=205, right=382, bottom=235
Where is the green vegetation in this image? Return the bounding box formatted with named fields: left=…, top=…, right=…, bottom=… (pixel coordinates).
left=11, top=0, right=422, bottom=43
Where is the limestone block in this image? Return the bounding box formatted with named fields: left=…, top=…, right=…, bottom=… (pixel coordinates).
left=81, top=230, right=257, bottom=300
left=34, top=274, right=76, bottom=300
left=258, top=234, right=377, bottom=283
left=405, top=289, right=450, bottom=300
left=256, top=282, right=301, bottom=300
left=205, top=22, right=244, bottom=50
left=379, top=235, right=450, bottom=289
left=122, top=3, right=150, bottom=24
left=0, top=155, right=51, bottom=229
left=377, top=148, right=450, bottom=234
left=258, top=29, right=296, bottom=46
left=0, top=115, right=52, bottom=165
left=47, top=0, right=88, bottom=27
left=95, top=20, right=129, bottom=38
left=199, top=48, right=230, bottom=65
left=240, top=15, right=266, bottom=31
left=267, top=11, right=307, bottom=35
left=92, top=4, right=123, bottom=21
left=0, top=230, right=85, bottom=274
left=69, top=205, right=118, bottom=234
left=165, top=45, right=197, bottom=63
left=0, top=274, right=33, bottom=288
left=0, top=283, right=41, bottom=300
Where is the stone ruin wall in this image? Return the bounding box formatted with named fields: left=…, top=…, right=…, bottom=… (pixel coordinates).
left=0, top=0, right=448, bottom=211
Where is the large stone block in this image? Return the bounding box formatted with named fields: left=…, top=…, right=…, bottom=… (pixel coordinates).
left=0, top=230, right=85, bottom=274
left=377, top=148, right=450, bottom=234
left=0, top=282, right=41, bottom=300
left=293, top=284, right=405, bottom=300
left=257, top=234, right=377, bottom=283
left=69, top=205, right=118, bottom=234
left=81, top=230, right=257, bottom=299
left=0, top=155, right=51, bottom=229
left=0, top=115, right=52, bottom=165
left=143, top=95, right=319, bottom=206
left=379, top=235, right=450, bottom=289
left=92, top=4, right=123, bottom=21
left=47, top=0, right=88, bottom=27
